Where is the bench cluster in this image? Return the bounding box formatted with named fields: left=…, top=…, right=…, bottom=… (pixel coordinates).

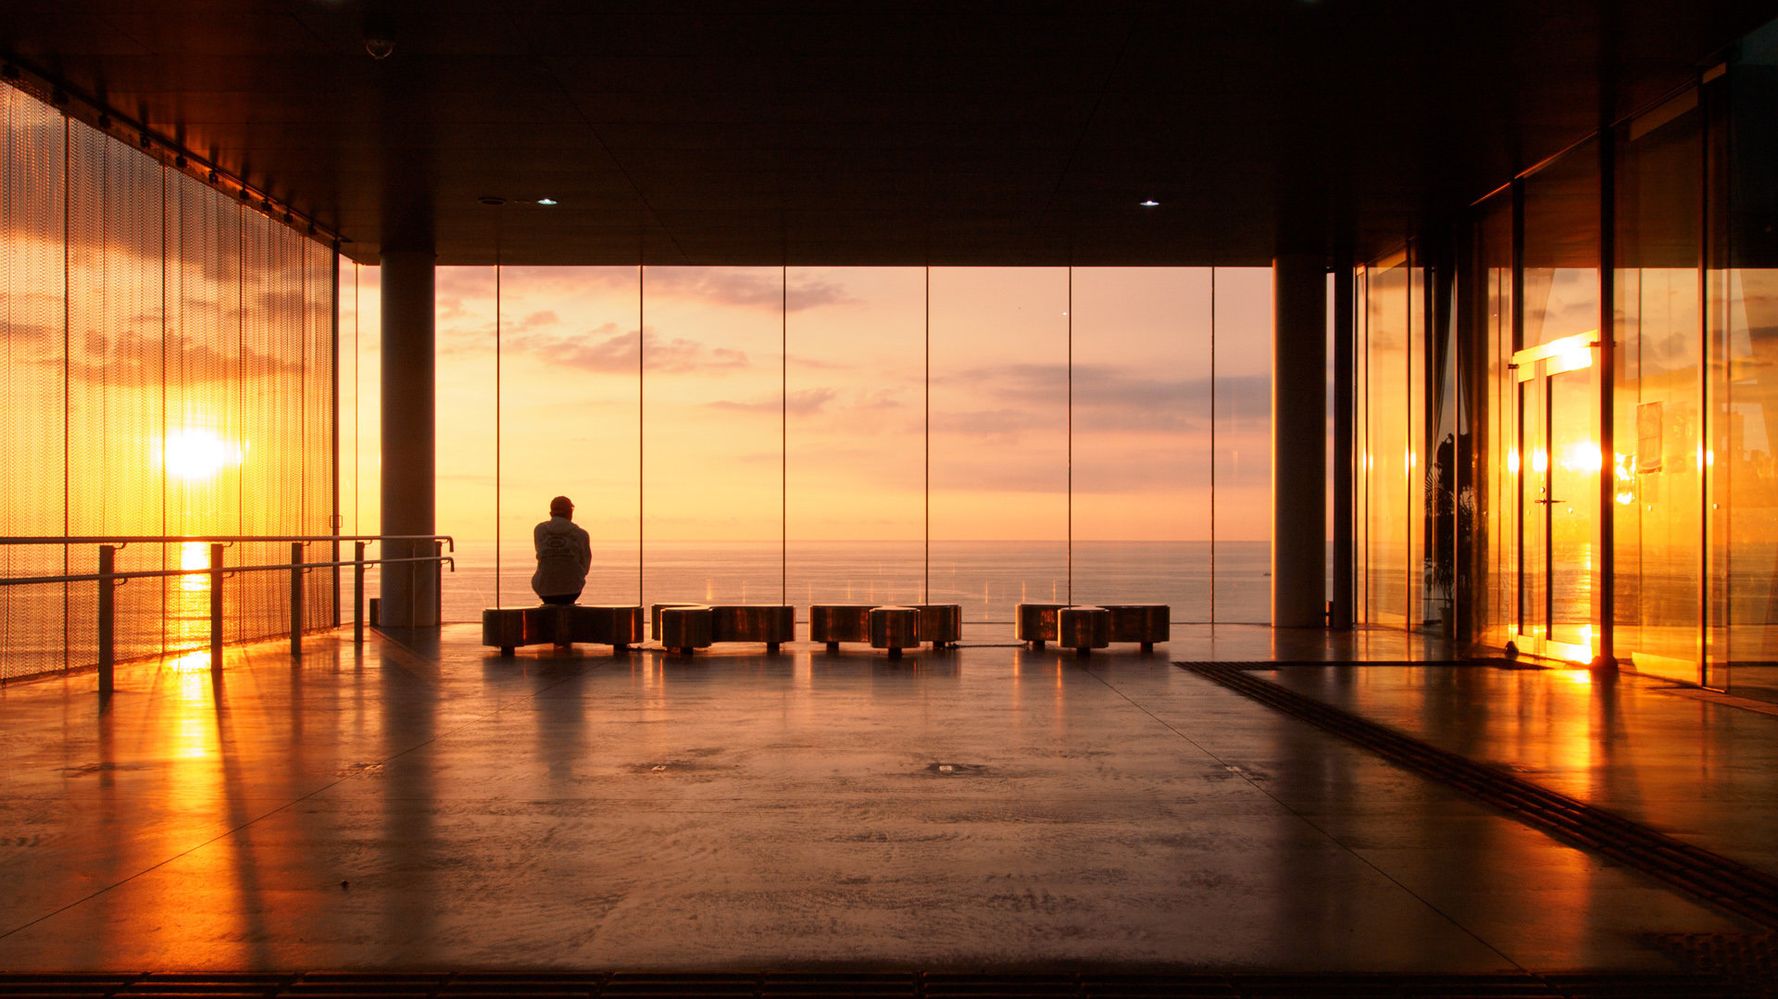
left=480, top=601, right=1169, bottom=658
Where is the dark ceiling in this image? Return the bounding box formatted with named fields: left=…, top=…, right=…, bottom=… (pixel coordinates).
left=3, top=0, right=1775, bottom=266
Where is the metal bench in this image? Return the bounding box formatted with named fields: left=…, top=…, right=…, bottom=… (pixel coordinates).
left=1015, top=602, right=1068, bottom=649
left=1059, top=605, right=1111, bottom=656
left=869, top=606, right=921, bottom=658
left=660, top=604, right=714, bottom=654
left=810, top=604, right=875, bottom=652
left=915, top=603, right=963, bottom=648
left=481, top=604, right=644, bottom=656
left=1102, top=604, right=1170, bottom=652
left=710, top=604, right=795, bottom=652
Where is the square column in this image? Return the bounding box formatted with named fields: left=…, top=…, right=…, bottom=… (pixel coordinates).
left=379, top=250, right=438, bottom=627
left=1273, top=255, right=1327, bottom=627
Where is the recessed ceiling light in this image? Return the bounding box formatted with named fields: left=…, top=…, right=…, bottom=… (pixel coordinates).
left=536, top=197, right=558, bottom=206
left=1139, top=199, right=1160, bottom=208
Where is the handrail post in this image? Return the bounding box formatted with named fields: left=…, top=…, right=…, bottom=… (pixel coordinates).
left=290, top=541, right=304, bottom=659
left=434, top=540, right=444, bottom=627
left=209, top=543, right=225, bottom=671
left=353, top=541, right=366, bottom=646
left=97, top=545, right=116, bottom=699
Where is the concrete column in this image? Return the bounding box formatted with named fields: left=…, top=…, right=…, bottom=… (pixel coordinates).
left=1273, top=255, right=1327, bottom=627
left=379, top=250, right=438, bottom=627
left=1331, top=255, right=1355, bottom=628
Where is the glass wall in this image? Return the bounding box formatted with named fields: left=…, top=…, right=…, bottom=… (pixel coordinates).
left=1710, top=20, right=1778, bottom=700
left=1212, top=268, right=1274, bottom=622
left=1614, top=94, right=1704, bottom=683
left=928, top=268, right=1070, bottom=630
left=1357, top=250, right=1422, bottom=627
left=1473, top=195, right=1516, bottom=649
left=0, top=79, right=338, bottom=681
left=786, top=267, right=925, bottom=606
left=399, top=266, right=1279, bottom=631
left=1072, top=269, right=1212, bottom=620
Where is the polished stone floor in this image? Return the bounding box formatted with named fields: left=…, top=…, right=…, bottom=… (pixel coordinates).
left=0, top=625, right=1766, bottom=972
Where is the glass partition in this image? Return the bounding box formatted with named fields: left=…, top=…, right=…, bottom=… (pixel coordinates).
left=494, top=267, right=642, bottom=609
left=1072, top=268, right=1213, bottom=620
left=642, top=267, right=785, bottom=610
left=1614, top=95, right=1704, bottom=683
left=929, top=268, right=1069, bottom=636
left=1212, top=268, right=1274, bottom=623
left=786, top=267, right=925, bottom=607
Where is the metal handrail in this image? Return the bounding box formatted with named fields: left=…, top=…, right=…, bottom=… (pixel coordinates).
left=0, top=555, right=451, bottom=588
left=0, top=534, right=454, bottom=697
left=0, top=534, right=453, bottom=549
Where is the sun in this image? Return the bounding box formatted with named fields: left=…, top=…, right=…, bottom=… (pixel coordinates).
left=162, top=428, right=245, bottom=481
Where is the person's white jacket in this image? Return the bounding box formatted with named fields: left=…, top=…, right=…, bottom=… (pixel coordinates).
left=531, top=516, right=591, bottom=599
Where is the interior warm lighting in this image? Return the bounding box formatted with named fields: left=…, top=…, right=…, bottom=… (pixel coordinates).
left=1507, top=449, right=1521, bottom=474
left=1532, top=448, right=1549, bottom=474
left=1615, top=490, right=1636, bottom=505
left=162, top=428, right=244, bottom=481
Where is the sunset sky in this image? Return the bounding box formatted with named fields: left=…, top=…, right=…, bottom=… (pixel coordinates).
left=341, top=265, right=1275, bottom=548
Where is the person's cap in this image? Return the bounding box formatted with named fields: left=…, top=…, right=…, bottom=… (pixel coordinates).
left=549, top=495, right=574, bottom=515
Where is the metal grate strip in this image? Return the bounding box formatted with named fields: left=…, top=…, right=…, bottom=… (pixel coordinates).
left=0, top=972, right=1757, bottom=999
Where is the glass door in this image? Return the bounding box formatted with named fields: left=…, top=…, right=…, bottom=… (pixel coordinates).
left=1512, top=335, right=1600, bottom=662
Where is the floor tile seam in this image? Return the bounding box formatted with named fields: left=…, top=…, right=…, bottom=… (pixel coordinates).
left=0, top=652, right=598, bottom=946
left=1088, top=663, right=1534, bottom=974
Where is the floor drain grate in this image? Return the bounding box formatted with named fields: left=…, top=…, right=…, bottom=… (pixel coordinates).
left=1180, top=661, right=1778, bottom=931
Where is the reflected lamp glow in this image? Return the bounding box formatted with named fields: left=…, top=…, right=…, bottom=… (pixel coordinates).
left=161, top=428, right=245, bottom=481
left=1507, top=449, right=1521, bottom=475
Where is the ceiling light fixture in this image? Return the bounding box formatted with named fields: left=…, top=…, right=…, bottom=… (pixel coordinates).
left=536, top=197, right=558, bottom=206
left=1139, top=199, right=1160, bottom=208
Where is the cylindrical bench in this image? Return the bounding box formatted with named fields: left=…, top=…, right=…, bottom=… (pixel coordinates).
left=572, top=605, right=645, bottom=651
left=1015, top=603, right=1067, bottom=649
left=482, top=608, right=526, bottom=656
left=810, top=604, right=875, bottom=652
left=1059, top=605, right=1111, bottom=656
left=660, top=605, right=714, bottom=654
left=652, top=602, right=706, bottom=641
left=710, top=604, right=795, bottom=653
left=869, top=605, right=921, bottom=658
left=914, top=603, right=963, bottom=648
left=1101, top=604, right=1170, bottom=652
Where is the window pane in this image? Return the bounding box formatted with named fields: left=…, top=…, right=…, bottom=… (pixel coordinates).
left=434, top=266, right=499, bottom=620
left=786, top=267, right=925, bottom=607
left=1363, top=256, right=1410, bottom=625
left=929, top=268, right=1068, bottom=637
left=495, top=267, right=642, bottom=608
left=1072, top=268, right=1211, bottom=622
left=1213, top=268, right=1273, bottom=624
left=1614, top=97, right=1703, bottom=683
left=643, top=267, right=784, bottom=609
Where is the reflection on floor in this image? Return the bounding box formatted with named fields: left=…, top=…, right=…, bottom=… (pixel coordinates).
left=0, top=624, right=1767, bottom=974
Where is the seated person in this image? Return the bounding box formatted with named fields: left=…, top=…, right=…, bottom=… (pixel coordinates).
left=532, top=495, right=591, bottom=605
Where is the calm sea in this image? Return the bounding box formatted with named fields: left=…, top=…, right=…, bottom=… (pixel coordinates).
left=440, top=539, right=1271, bottom=637
left=0, top=539, right=1270, bottom=679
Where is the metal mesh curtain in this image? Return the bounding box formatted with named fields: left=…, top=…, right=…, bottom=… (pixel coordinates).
left=0, top=79, right=338, bottom=681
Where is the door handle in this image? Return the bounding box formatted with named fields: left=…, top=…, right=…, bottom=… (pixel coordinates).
left=1534, top=498, right=1563, bottom=505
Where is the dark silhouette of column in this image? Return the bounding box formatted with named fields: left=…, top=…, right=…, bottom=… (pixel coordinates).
left=1273, top=254, right=1327, bottom=627
left=379, top=250, right=437, bottom=626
